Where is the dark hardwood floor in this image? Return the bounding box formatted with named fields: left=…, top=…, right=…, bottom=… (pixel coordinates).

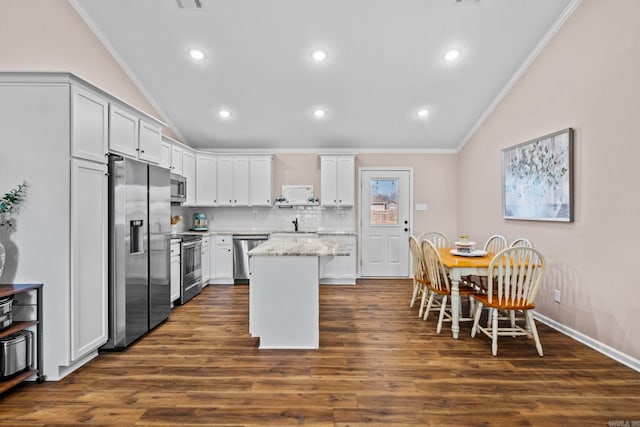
left=1, top=279, right=639, bottom=426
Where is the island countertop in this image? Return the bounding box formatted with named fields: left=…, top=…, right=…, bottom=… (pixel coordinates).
left=249, top=237, right=349, bottom=257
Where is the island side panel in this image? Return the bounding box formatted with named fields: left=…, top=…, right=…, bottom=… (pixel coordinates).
left=250, top=255, right=319, bottom=349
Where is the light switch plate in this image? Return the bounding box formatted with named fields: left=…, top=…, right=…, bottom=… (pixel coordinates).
left=415, top=203, right=428, bottom=211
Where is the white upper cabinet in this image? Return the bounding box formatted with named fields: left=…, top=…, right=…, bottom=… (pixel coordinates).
left=320, top=155, right=355, bottom=207
left=71, top=85, right=108, bottom=163
left=196, top=153, right=217, bottom=206
left=232, top=157, right=249, bottom=206
left=217, top=156, right=248, bottom=206
left=108, top=105, right=138, bottom=158
left=108, top=104, right=163, bottom=164
left=138, top=120, right=162, bottom=164
left=249, top=156, right=273, bottom=206
left=183, top=147, right=196, bottom=206
left=160, top=137, right=171, bottom=169
left=171, top=144, right=183, bottom=175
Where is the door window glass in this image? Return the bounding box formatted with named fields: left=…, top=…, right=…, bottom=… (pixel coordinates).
left=370, top=179, right=398, bottom=225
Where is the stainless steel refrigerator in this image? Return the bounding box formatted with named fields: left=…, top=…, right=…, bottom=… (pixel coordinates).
left=102, top=155, right=171, bottom=350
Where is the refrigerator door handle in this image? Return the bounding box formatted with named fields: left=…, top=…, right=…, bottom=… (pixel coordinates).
left=130, top=219, right=145, bottom=254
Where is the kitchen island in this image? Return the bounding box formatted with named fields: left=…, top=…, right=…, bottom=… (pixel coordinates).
left=248, top=237, right=349, bottom=349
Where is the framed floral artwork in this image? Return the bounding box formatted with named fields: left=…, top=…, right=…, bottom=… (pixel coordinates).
left=502, top=128, right=574, bottom=222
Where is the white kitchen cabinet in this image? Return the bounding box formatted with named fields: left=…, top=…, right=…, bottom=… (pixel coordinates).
left=201, top=236, right=210, bottom=285
left=320, top=235, right=357, bottom=285
left=195, top=153, right=218, bottom=206
left=170, top=240, right=181, bottom=304
left=138, top=119, right=162, bottom=164
left=211, top=235, right=233, bottom=283
left=109, top=104, right=163, bottom=164
left=70, top=158, right=108, bottom=360
left=320, top=155, right=355, bottom=207
left=183, top=147, right=196, bottom=206
left=171, top=144, right=183, bottom=175
left=71, top=85, right=108, bottom=163
left=216, top=156, right=250, bottom=206
left=108, top=104, right=138, bottom=158
left=249, top=156, right=273, bottom=206
left=160, top=137, right=171, bottom=170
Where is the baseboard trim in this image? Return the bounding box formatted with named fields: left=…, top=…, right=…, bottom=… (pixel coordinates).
left=534, top=313, right=639, bottom=372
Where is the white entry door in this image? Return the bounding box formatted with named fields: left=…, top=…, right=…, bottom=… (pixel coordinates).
left=359, top=169, right=411, bottom=277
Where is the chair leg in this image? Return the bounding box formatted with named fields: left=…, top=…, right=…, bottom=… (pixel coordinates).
left=423, top=292, right=435, bottom=321
left=526, top=311, right=544, bottom=357
left=436, top=295, right=448, bottom=333
left=410, top=280, right=418, bottom=308
left=471, top=301, right=483, bottom=337
left=418, top=288, right=429, bottom=318
left=491, top=308, right=499, bottom=356
left=468, top=295, right=475, bottom=318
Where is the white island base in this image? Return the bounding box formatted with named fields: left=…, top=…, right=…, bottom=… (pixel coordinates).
left=250, top=255, right=329, bottom=349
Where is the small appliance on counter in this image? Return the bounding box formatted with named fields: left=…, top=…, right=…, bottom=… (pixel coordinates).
left=191, top=213, right=208, bottom=231
left=0, top=330, right=33, bottom=379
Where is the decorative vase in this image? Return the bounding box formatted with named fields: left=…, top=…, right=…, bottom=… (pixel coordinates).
left=0, top=242, right=5, bottom=280
left=171, top=224, right=177, bottom=235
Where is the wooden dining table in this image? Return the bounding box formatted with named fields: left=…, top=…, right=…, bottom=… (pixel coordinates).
left=437, top=248, right=494, bottom=339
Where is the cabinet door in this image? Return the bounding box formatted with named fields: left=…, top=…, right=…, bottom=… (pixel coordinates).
left=320, top=156, right=338, bottom=206
left=215, top=243, right=233, bottom=279
left=108, top=105, right=138, bottom=158
left=160, top=138, right=171, bottom=169
left=217, top=156, right=233, bottom=206
left=170, top=243, right=181, bottom=303
left=183, top=148, right=196, bottom=206
left=71, top=85, right=108, bottom=163
left=249, top=156, right=272, bottom=206
left=138, top=120, right=162, bottom=164
left=171, top=144, right=183, bottom=175
left=201, top=237, right=210, bottom=284
left=232, top=157, right=249, bottom=206
left=336, top=156, right=355, bottom=206
left=70, top=158, right=108, bottom=361
left=338, top=238, right=357, bottom=279
left=196, top=153, right=217, bottom=206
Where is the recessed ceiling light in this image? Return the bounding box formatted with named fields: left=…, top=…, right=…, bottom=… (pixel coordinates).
left=189, top=48, right=205, bottom=61
left=444, top=49, right=461, bottom=62
left=312, top=108, right=327, bottom=119
left=218, top=109, right=232, bottom=119
left=417, top=109, right=430, bottom=118
left=311, top=49, right=328, bottom=62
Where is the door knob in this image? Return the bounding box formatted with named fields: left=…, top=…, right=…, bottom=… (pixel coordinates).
left=404, top=228, right=408, bottom=232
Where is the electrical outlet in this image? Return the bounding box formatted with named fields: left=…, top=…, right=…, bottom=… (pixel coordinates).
left=554, top=289, right=561, bottom=303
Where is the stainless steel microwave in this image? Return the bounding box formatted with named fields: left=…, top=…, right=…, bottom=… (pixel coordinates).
left=170, top=173, right=186, bottom=203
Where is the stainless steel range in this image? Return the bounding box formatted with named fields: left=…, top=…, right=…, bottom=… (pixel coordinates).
left=179, top=234, right=203, bottom=304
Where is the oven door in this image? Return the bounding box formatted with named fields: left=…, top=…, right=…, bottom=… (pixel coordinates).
left=181, top=240, right=202, bottom=304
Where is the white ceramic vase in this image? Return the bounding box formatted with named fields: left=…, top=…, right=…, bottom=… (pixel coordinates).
left=0, top=242, right=5, bottom=280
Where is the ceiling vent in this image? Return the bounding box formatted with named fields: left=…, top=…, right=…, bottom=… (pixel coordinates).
left=176, top=0, right=204, bottom=10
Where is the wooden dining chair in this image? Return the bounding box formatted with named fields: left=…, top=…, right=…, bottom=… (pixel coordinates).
left=466, top=234, right=508, bottom=293
left=409, top=236, right=429, bottom=317
left=510, top=237, right=533, bottom=248
left=471, top=246, right=545, bottom=356
left=418, top=231, right=450, bottom=249
left=421, top=239, right=478, bottom=333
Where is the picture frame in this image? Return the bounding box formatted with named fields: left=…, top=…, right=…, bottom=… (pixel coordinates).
left=502, top=128, right=574, bottom=222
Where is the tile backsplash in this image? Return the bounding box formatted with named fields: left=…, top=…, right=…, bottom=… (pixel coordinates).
left=171, top=205, right=355, bottom=233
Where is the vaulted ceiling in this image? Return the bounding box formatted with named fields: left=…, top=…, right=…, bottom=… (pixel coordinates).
left=71, top=0, right=576, bottom=152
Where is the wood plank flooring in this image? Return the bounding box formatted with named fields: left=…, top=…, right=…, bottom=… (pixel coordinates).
left=1, top=279, right=639, bottom=426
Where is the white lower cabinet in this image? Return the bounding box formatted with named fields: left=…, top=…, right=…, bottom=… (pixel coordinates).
left=320, top=235, right=356, bottom=285
left=201, top=236, right=210, bottom=285
left=211, top=235, right=233, bottom=283
left=170, top=240, right=181, bottom=304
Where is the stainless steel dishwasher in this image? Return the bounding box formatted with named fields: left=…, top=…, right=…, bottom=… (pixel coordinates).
left=233, top=234, right=269, bottom=284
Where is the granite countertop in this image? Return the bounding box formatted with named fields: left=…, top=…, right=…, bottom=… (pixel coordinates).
left=249, top=237, right=349, bottom=257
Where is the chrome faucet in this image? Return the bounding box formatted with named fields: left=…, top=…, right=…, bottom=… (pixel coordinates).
left=292, top=217, right=299, bottom=232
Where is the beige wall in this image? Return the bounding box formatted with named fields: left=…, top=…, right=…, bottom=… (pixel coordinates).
left=0, top=0, right=180, bottom=140
left=273, top=153, right=458, bottom=238
left=458, top=0, right=640, bottom=359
